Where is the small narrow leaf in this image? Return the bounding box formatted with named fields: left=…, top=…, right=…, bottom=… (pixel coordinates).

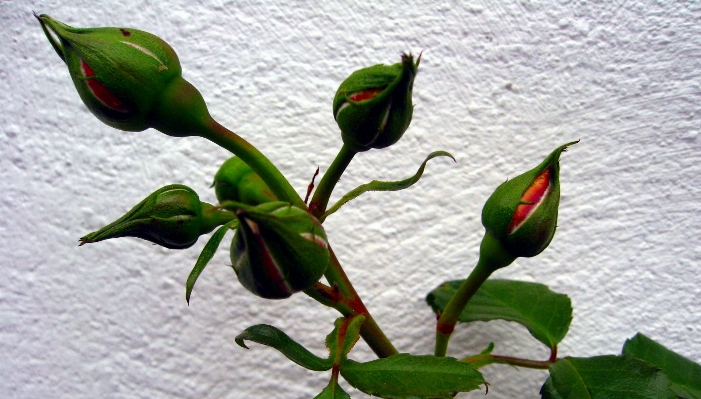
left=326, top=315, right=366, bottom=365
left=461, top=343, right=496, bottom=369
left=427, top=279, right=572, bottom=349
left=340, top=354, right=485, bottom=399
left=314, top=379, right=352, bottom=399
left=540, top=355, right=675, bottom=399
left=186, top=219, right=238, bottom=304
left=321, top=151, right=455, bottom=222
left=235, top=324, right=333, bottom=371
left=623, top=333, right=701, bottom=398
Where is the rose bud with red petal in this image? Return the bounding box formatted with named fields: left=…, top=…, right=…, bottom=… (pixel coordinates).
left=79, top=185, right=234, bottom=249
left=332, top=53, right=420, bottom=152
left=481, top=141, right=577, bottom=259
left=213, top=156, right=277, bottom=206
left=226, top=201, right=330, bottom=299
left=36, top=14, right=211, bottom=137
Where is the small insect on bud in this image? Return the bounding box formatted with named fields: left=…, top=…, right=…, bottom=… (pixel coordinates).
left=481, top=142, right=577, bottom=258
left=213, top=156, right=277, bottom=206
left=332, top=53, right=420, bottom=152
left=227, top=202, right=330, bottom=299
left=36, top=14, right=212, bottom=137
left=80, top=185, right=234, bottom=249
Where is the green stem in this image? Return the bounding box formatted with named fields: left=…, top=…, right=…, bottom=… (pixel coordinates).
left=200, top=202, right=237, bottom=233
left=461, top=354, right=554, bottom=370
left=194, top=117, right=396, bottom=357
left=304, top=280, right=398, bottom=359
left=434, top=232, right=516, bottom=357
left=324, top=247, right=398, bottom=358
left=309, top=144, right=357, bottom=219
left=198, top=119, right=306, bottom=209
left=197, top=118, right=395, bottom=357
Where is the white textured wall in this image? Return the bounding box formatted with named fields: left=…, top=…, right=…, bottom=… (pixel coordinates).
left=2, top=1, right=700, bottom=398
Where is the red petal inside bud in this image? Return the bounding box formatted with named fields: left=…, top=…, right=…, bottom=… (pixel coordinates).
left=300, top=232, right=328, bottom=248
left=80, top=59, right=131, bottom=113
left=508, top=168, right=551, bottom=234
left=349, top=88, right=384, bottom=102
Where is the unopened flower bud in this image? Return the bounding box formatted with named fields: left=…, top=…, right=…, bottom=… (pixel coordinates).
left=481, top=142, right=577, bottom=258
left=80, top=185, right=233, bottom=249
left=37, top=14, right=211, bottom=137
left=228, top=202, right=330, bottom=299
left=213, top=156, right=277, bottom=206
left=332, top=53, right=419, bottom=152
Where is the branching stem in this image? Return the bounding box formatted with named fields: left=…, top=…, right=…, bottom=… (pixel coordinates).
left=309, top=144, right=357, bottom=219
left=200, top=119, right=395, bottom=357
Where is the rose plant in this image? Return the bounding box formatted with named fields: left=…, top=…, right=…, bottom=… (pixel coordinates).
left=36, top=13, right=701, bottom=399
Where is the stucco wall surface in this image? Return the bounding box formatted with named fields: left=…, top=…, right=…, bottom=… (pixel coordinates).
left=1, top=1, right=700, bottom=398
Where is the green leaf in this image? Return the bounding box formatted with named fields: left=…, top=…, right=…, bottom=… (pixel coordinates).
left=326, top=315, right=365, bottom=365
left=427, top=279, right=572, bottom=349
left=623, top=333, right=701, bottom=398
left=340, top=354, right=485, bottom=399
left=314, top=379, right=352, bottom=399
left=235, top=324, right=332, bottom=371
left=185, top=219, right=238, bottom=304
left=320, top=151, right=455, bottom=222
left=540, top=355, right=675, bottom=399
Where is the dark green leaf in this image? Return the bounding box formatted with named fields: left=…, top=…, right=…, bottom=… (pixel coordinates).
left=623, top=333, right=701, bottom=398
left=320, top=151, right=455, bottom=222
left=235, top=324, right=332, bottom=371
left=326, top=315, right=365, bottom=364
left=540, top=355, right=675, bottom=399
left=340, top=354, right=485, bottom=399
left=315, top=379, right=352, bottom=399
left=427, top=279, right=572, bottom=348
left=186, top=219, right=238, bottom=304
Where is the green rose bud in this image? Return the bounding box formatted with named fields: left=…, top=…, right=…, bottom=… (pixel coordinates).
left=36, top=14, right=211, bottom=137
left=227, top=202, right=330, bottom=299
left=332, top=53, right=420, bottom=152
left=213, top=156, right=277, bottom=206
left=481, top=142, right=577, bottom=258
left=79, top=185, right=234, bottom=249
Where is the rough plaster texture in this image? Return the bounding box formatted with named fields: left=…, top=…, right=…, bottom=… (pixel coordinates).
left=1, top=1, right=700, bottom=398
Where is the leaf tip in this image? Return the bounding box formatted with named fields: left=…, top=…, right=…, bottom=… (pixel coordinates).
left=235, top=337, right=249, bottom=349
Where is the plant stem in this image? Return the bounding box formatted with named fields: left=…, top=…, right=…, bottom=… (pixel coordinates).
left=322, top=247, right=398, bottom=358
left=198, top=119, right=396, bottom=357
left=199, top=119, right=306, bottom=209
left=434, top=261, right=493, bottom=357
left=461, top=354, right=555, bottom=370
left=309, top=144, right=357, bottom=219
left=434, top=232, right=516, bottom=357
